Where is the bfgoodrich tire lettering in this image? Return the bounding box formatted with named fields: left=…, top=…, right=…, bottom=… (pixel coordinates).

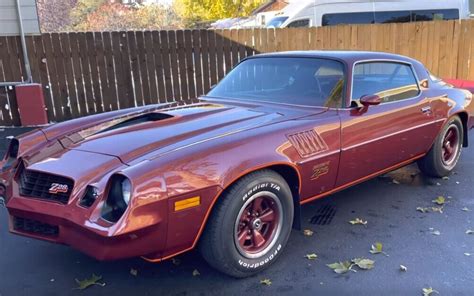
left=418, top=116, right=463, bottom=178
left=199, top=170, right=294, bottom=278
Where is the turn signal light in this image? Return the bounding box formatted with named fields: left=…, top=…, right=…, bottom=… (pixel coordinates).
left=174, top=196, right=200, bottom=212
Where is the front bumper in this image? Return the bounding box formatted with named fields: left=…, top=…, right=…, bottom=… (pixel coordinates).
left=6, top=196, right=167, bottom=261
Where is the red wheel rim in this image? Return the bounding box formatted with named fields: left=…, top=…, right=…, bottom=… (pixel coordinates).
left=442, top=126, right=459, bottom=166
left=234, top=191, right=282, bottom=258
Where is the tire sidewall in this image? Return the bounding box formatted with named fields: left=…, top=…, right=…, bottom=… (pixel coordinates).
left=220, top=175, right=294, bottom=274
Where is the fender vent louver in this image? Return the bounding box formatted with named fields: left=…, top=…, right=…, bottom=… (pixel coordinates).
left=288, top=130, right=328, bottom=158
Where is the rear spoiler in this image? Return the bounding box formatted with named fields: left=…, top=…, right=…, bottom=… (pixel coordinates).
left=445, top=79, right=474, bottom=94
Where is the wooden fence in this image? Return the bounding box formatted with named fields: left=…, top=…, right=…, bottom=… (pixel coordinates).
left=1, top=19, right=474, bottom=126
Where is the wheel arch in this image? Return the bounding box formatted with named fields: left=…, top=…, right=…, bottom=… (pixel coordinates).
left=197, top=162, right=303, bottom=248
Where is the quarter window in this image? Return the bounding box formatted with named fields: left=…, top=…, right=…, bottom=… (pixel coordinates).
left=352, top=62, right=420, bottom=103
left=287, top=19, right=310, bottom=28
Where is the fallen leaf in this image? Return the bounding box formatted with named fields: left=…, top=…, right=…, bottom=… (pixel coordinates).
left=351, top=258, right=375, bottom=270
left=462, top=207, right=470, bottom=212
left=430, top=230, right=441, bottom=236
left=260, top=279, right=272, bottom=286
left=327, top=261, right=354, bottom=274
left=422, top=287, right=439, bottom=296
left=369, top=242, right=388, bottom=256
left=466, top=230, right=474, bottom=235
left=349, top=218, right=367, bottom=226
left=171, top=258, right=181, bottom=266
left=74, top=274, right=105, bottom=290
left=370, top=242, right=382, bottom=254
left=400, top=265, right=407, bottom=272
left=417, top=207, right=430, bottom=213
left=432, top=196, right=446, bottom=205
left=130, top=268, right=138, bottom=277
left=431, top=206, right=444, bottom=214
left=303, top=229, right=314, bottom=236
left=305, top=253, right=318, bottom=260
left=192, top=269, right=200, bottom=277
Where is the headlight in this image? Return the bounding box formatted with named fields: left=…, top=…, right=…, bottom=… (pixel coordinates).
left=101, top=175, right=133, bottom=223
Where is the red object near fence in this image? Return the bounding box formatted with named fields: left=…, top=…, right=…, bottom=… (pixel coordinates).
left=15, top=84, right=48, bottom=126
left=446, top=79, right=474, bottom=93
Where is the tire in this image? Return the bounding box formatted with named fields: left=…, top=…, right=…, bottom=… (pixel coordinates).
left=199, top=170, right=294, bottom=278
left=418, top=116, right=463, bottom=178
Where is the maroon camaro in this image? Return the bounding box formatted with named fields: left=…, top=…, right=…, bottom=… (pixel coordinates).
left=2, top=51, right=474, bottom=277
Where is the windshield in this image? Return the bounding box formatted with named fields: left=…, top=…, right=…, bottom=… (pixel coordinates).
left=267, top=16, right=289, bottom=28
left=208, top=57, right=346, bottom=108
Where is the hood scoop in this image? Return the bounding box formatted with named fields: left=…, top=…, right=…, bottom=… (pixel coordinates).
left=58, top=112, right=174, bottom=148
left=97, top=112, right=174, bottom=134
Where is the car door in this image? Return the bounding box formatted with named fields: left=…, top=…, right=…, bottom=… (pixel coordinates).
left=336, top=61, right=439, bottom=187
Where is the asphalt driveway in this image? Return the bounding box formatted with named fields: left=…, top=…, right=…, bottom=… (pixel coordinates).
left=0, top=128, right=473, bottom=296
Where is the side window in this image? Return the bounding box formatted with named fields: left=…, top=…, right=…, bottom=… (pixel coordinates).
left=375, top=11, right=411, bottom=23
left=412, top=9, right=460, bottom=21
left=287, top=19, right=310, bottom=28
left=352, top=62, right=420, bottom=103
left=322, top=12, right=375, bottom=26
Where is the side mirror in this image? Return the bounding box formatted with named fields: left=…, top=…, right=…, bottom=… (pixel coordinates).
left=360, top=94, right=381, bottom=107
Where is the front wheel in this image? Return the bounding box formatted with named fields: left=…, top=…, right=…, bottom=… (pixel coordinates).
left=199, top=170, right=294, bottom=278
left=418, top=116, right=463, bottom=178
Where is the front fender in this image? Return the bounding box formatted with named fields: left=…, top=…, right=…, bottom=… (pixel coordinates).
left=136, top=123, right=301, bottom=261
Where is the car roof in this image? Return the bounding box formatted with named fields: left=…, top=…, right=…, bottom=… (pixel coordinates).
left=246, top=50, right=419, bottom=65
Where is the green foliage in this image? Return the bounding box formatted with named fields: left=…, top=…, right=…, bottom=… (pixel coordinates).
left=174, top=0, right=266, bottom=24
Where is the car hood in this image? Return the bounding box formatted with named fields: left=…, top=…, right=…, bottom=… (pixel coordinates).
left=54, top=99, right=324, bottom=165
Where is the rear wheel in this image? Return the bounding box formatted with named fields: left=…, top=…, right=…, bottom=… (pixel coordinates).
left=418, top=116, right=463, bottom=178
left=200, top=170, right=294, bottom=278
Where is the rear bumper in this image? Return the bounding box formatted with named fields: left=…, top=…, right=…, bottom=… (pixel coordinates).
left=6, top=196, right=167, bottom=261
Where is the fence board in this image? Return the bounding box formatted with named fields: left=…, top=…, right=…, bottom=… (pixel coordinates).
left=200, top=30, right=211, bottom=93
left=159, top=31, right=173, bottom=102
left=184, top=30, right=196, bottom=99
left=60, top=33, right=79, bottom=118
left=152, top=31, right=166, bottom=103
left=144, top=31, right=158, bottom=104
left=215, top=30, right=224, bottom=81
left=103, top=32, right=119, bottom=111
left=136, top=31, right=151, bottom=106
left=68, top=33, right=87, bottom=117
left=168, top=31, right=181, bottom=101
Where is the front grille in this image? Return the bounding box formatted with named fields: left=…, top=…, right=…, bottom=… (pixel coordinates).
left=13, top=216, right=59, bottom=237
left=18, top=168, right=74, bottom=204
